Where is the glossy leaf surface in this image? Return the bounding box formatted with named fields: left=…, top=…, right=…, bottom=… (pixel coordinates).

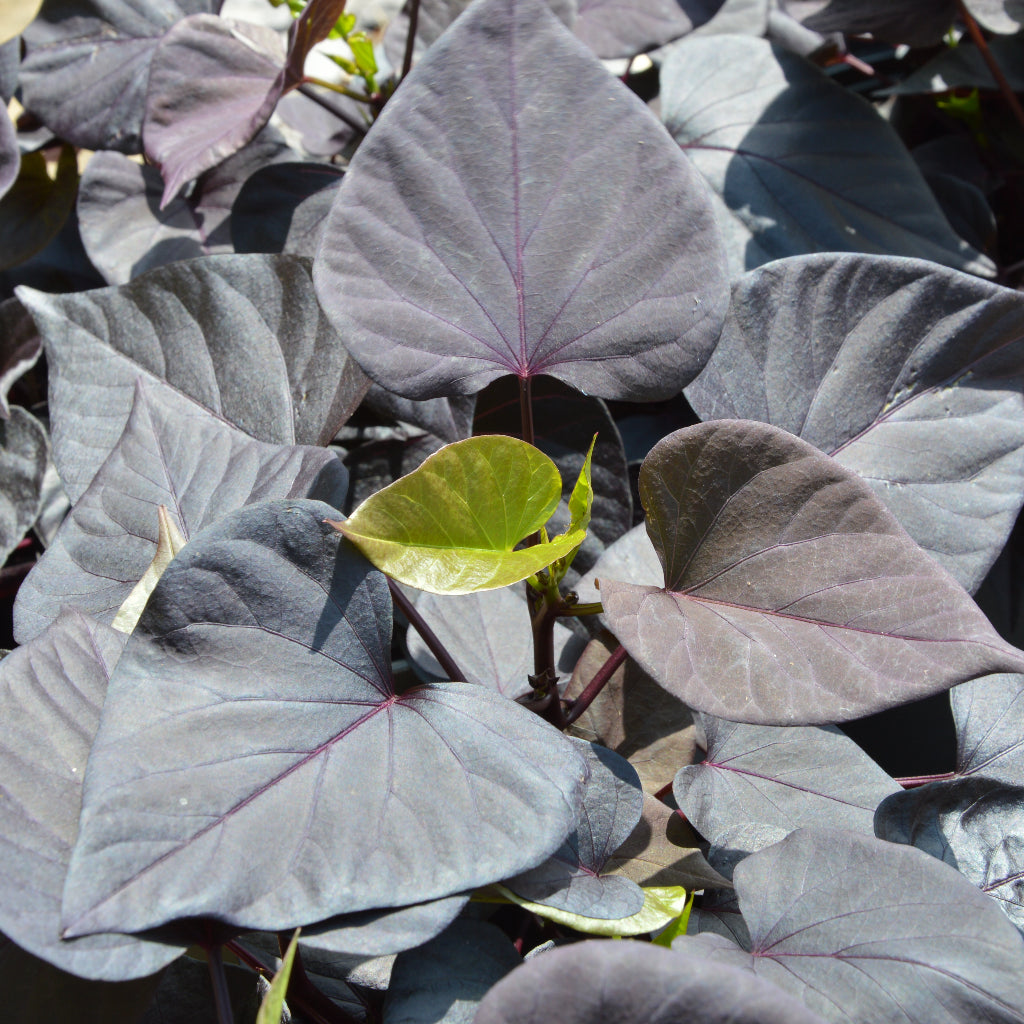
left=61, top=500, right=586, bottom=937
left=601, top=421, right=1024, bottom=725
left=18, top=254, right=367, bottom=502
left=660, top=35, right=993, bottom=276
left=315, top=0, right=728, bottom=401
left=335, top=436, right=584, bottom=594
left=686, top=253, right=1024, bottom=593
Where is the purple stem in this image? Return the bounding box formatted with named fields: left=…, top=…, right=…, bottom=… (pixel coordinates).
left=564, top=644, right=628, bottom=726
left=388, top=578, right=467, bottom=682
left=206, top=945, right=234, bottom=1024
left=401, top=0, right=422, bottom=81
left=895, top=771, right=958, bottom=789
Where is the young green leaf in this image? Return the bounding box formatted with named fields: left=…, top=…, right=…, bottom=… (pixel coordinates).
left=111, top=505, right=186, bottom=635
left=256, top=928, right=299, bottom=1024
left=552, top=433, right=597, bottom=583
left=330, top=436, right=586, bottom=594
left=481, top=884, right=690, bottom=937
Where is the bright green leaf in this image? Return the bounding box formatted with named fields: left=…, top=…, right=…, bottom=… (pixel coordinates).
left=483, top=884, right=690, bottom=937
left=552, top=433, right=596, bottom=583
left=256, top=928, right=299, bottom=1024
left=112, top=506, right=186, bottom=634
left=331, top=436, right=586, bottom=594
left=651, top=891, right=694, bottom=947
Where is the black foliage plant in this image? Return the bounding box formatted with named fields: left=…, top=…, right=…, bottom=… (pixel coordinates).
left=2, top=0, right=1024, bottom=1022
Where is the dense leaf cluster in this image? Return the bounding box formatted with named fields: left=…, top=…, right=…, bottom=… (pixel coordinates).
left=1, top=0, right=1024, bottom=1021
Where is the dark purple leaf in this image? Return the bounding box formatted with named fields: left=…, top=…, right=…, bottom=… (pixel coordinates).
left=382, top=0, right=575, bottom=71
left=14, top=382, right=349, bottom=642
left=273, top=88, right=362, bottom=160
left=604, top=792, right=730, bottom=892
left=315, top=0, right=728, bottom=401
left=689, top=0, right=768, bottom=35
left=574, top=0, right=725, bottom=58
left=143, top=15, right=286, bottom=206
left=282, top=0, right=349, bottom=91
left=779, top=0, right=956, bottom=46
left=0, top=408, right=47, bottom=567
left=967, top=0, right=1024, bottom=32
left=0, top=145, right=79, bottom=272
left=405, top=586, right=576, bottom=699
left=475, top=940, right=829, bottom=1024
left=920, top=170, right=996, bottom=257
left=79, top=128, right=296, bottom=284
left=0, top=106, right=16, bottom=201
left=18, top=253, right=368, bottom=503
left=686, top=253, right=1024, bottom=593
left=383, top=919, right=519, bottom=1024
left=301, top=894, right=470, bottom=956
left=0, top=611, right=186, bottom=979
left=138, top=954, right=259, bottom=1024
left=952, top=673, right=1024, bottom=784
left=686, top=832, right=759, bottom=946
left=363, top=386, right=476, bottom=445
left=0, top=297, right=42, bottom=420
left=61, top=500, right=587, bottom=937
left=601, top=420, right=1024, bottom=726
left=505, top=741, right=645, bottom=920
left=875, top=777, right=1024, bottom=932
left=575, top=523, right=661, bottom=607
left=0, top=938, right=164, bottom=1024
left=887, top=35, right=1024, bottom=94
left=231, top=161, right=343, bottom=256
left=20, top=0, right=223, bottom=152
left=565, top=636, right=697, bottom=796
left=660, top=35, right=994, bottom=276
left=676, top=829, right=1024, bottom=1023
left=675, top=712, right=899, bottom=854
left=343, top=428, right=445, bottom=512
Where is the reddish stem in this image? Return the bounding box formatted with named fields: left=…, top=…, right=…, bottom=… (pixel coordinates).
left=895, top=771, right=958, bottom=789
left=564, top=644, right=627, bottom=726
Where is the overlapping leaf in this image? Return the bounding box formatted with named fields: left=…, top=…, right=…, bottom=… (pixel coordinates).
left=405, top=586, right=576, bottom=698
left=0, top=610, right=186, bottom=979
left=0, top=297, right=42, bottom=420
left=474, top=940, right=829, bottom=1024
left=780, top=0, right=956, bottom=46
left=574, top=0, right=723, bottom=58
left=966, top=0, right=1024, bottom=32
left=686, top=253, right=1024, bottom=593
left=17, top=254, right=368, bottom=502
left=601, top=420, right=1024, bottom=725
left=315, top=0, right=728, bottom=401
left=0, top=408, right=47, bottom=568
left=61, top=500, right=587, bottom=937
left=674, top=713, right=899, bottom=854
left=674, top=829, right=1024, bottom=1023
left=660, top=35, right=994, bottom=275
left=14, top=381, right=349, bottom=642
left=335, top=436, right=585, bottom=594
left=875, top=777, right=1024, bottom=932
left=505, top=741, right=645, bottom=920
left=20, top=0, right=223, bottom=152
left=79, top=129, right=295, bottom=284
left=952, top=672, right=1024, bottom=784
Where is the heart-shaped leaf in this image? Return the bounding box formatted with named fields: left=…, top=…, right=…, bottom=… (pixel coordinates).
left=505, top=740, right=645, bottom=920
left=875, top=776, right=1024, bottom=932
left=951, top=672, right=1024, bottom=785
left=14, top=382, right=348, bottom=643
left=20, top=0, right=223, bottom=153
left=314, top=0, right=728, bottom=401
left=674, top=712, right=899, bottom=854
left=675, top=829, right=1024, bottom=1023
left=61, top=500, right=586, bottom=937
left=18, top=253, right=367, bottom=502
left=660, top=34, right=993, bottom=276
left=474, top=940, right=829, bottom=1024
left=601, top=420, right=1024, bottom=725
left=685, top=253, right=1024, bottom=593
left=0, top=610, right=186, bottom=980
left=334, top=436, right=585, bottom=594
